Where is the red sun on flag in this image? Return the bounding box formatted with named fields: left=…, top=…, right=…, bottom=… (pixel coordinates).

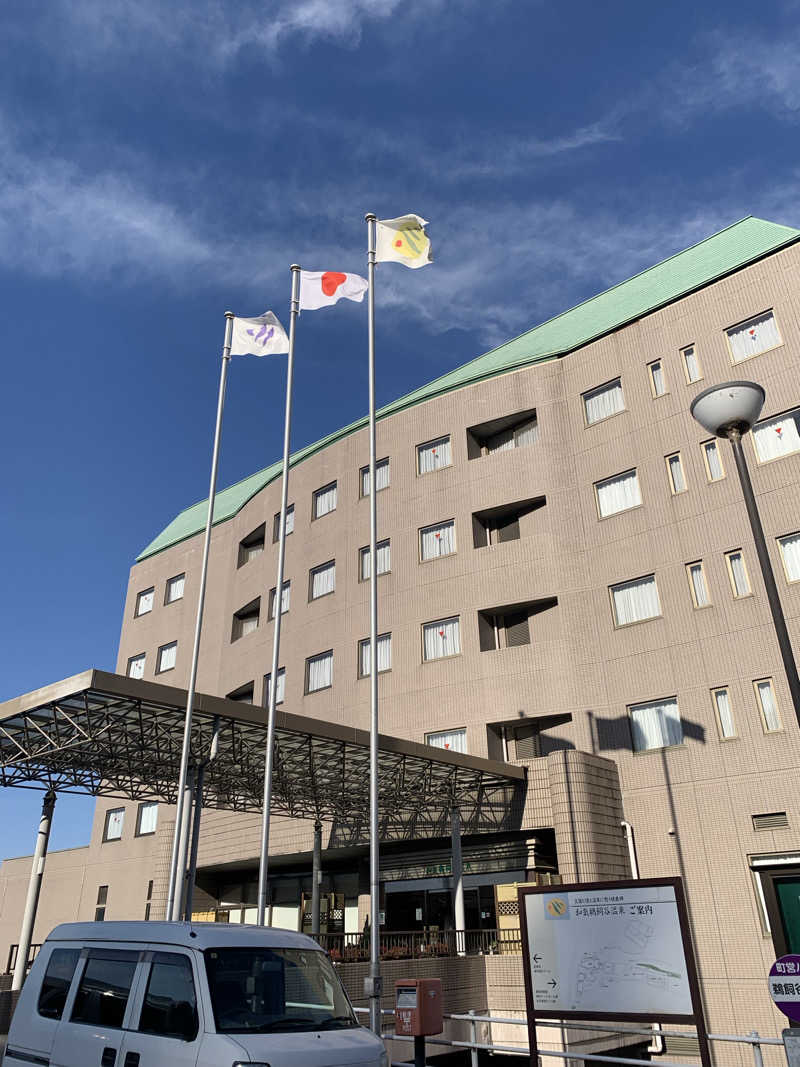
left=321, top=271, right=347, bottom=296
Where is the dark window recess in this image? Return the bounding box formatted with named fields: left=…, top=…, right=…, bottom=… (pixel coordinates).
left=753, top=812, right=789, bottom=831
left=95, top=884, right=108, bottom=922
left=238, top=524, right=265, bottom=567
left=472, top=497, right=546, bottom=548
left=144, top=879, right=153, bottom=921
left=226, top=682, right=254, bottom=703
left=38, top=948, right=81, bottom=1020
left=467, top=408, right=538, bottom=459
left=138, top=952, right=198, bottom=1041
left=71, top=951, right=139, bottom=1028
left=514, top=724, right=542, bottom=759
left=231, top=598, right=260, bottom=642
left=478, top=597, right=556, bottom=651
left=486, top=714, right=573, bottom=762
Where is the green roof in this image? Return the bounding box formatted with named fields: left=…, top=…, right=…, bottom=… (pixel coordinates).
left=138, top=215, right=800, bottom=561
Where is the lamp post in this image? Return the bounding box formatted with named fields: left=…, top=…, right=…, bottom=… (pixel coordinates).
left=690, top=381, right=800, bottom=726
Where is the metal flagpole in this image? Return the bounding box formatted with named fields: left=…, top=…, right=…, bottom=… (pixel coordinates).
left=165, top=311, right=234, bottom=922
left=364, top=213, right=382, bottom=1033
left=257, top=265, right=301, bottom=925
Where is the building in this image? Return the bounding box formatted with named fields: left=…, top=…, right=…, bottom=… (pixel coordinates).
left=2, top=215, right=800, bottom=1047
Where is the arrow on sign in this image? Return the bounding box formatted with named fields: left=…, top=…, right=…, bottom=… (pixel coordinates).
left=533, top=955, right=542, bottom=963
left=548, top=979, right=557, bottom=988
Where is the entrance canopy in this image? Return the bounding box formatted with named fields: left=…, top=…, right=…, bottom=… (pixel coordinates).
left=0, top=670, right=524, bottom=834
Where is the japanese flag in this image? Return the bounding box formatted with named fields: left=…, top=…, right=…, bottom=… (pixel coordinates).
left=299, top=270, right=368, bottom=311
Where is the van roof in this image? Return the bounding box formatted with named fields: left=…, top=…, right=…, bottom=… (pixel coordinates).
left=46, top=921, right=324, bottom=952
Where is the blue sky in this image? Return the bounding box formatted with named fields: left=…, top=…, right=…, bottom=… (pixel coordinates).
left=2, top=0, right=800, bottom=857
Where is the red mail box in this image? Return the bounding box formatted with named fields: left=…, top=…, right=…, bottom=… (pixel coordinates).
left=394, top=978, right=443, bottom=1037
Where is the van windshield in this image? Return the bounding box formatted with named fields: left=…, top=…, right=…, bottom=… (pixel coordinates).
left=204, top=947, right=358, bottom=1034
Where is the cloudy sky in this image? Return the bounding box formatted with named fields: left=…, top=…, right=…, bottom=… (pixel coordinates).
left=2, top=0, right=799, bottom=855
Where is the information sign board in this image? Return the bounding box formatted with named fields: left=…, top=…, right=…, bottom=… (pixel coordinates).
left=769, top=955, right=800, bottom=1021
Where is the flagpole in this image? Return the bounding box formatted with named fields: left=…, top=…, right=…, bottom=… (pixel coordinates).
left=165, top=311, right=234, bottom=922
left=257, top=264, right=301, bottom=925
left=365, top=212, right=382, bottom=1033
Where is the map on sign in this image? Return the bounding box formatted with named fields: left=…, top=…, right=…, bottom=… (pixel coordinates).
left=522, top=884, right=693, bottom=1017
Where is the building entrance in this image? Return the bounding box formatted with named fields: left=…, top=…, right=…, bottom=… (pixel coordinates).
left=385, top=886, right=496, bottom=931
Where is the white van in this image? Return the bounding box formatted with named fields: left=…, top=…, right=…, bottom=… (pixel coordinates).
left=2, top=921, right=387, bottom=1067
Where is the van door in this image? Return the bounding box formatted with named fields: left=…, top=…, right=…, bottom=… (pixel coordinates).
left=50, top=947, right=142, bottom=1067
left=116, top=950, right=203, bottom=1067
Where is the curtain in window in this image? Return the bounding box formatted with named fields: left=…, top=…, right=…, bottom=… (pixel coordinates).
left=426, top=728, right=467, bottom=753
left=584, top=380, right=624, bottom=424
left=753, top=410, right=800, bottom=462
left=138, top=802, right=158, bottom=835
left=270, top=582, right=290, bottom=616
left=487, top=427, right=515, bottom=453
left=106, top=809, right=125, bottom=839
left=360, top=634, right=391, bottom=675
left=361, top=540, right=390, bottom=579
left=265, top=668, right=286, bottom=705
left=596, top=470, right=641, bottom=517
left=728, top=553, right=750, bottom=596
left=128, top=656, right=145, bottom=679
left=307, top=652, right=333, bottom=691
left=757, top=681, right=780, bottom=731
left=421, top=520, right=456, bottom=560
left=311, top=561, right=335, bottom=598
left=630, top=698, right=682, bottom=751
left=727, top=311, right=780, bottom=362
left=137, top=589, right=154, bottom=615
left=423, top=617, right=460, bottom=660
left=704, top=441, right=724, bottom=480
left=314, top=483, right=337, bottom=517
left=239, top=613, right=258, bottom=637
left=285, top=505, right=295, bottom=534
left=159, top=643, right=177, bottom=671
left=611, top=576, right=661, bottom=625
left=714, top=690, right=735, bottom=738
left=362, top=459, right=390, bottom=495
left=418, top=437, right=451, bottom=473
left=683, top=347, right=701, bottom=382
left=650, top=362, right=666, bottom=396
left=167, top=575, right=185, bottom=602
left=514, top=416, right=539, bottom=448
left=780, top=533, right=800, bottom=582
left=689, top=563, right=709, bottom=607
left=668, top=454, right=686, bottom=492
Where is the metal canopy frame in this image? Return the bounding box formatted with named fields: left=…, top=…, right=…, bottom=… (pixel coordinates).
left=0, top=670, right=524, bottom=834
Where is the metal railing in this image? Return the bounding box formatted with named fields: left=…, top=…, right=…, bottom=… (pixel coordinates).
left=313, top=927, right=522, bottom=961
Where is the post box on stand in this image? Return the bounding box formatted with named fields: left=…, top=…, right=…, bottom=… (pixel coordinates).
left=394, top=978, right=443, bottom=1037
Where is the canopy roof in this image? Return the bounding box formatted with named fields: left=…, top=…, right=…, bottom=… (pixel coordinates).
left=0, top=670, right=524, bottom=835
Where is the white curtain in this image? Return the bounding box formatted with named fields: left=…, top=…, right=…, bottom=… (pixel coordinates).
left=487, top=427, right=515, bottom=453
left=753, top=410, right=800, bottom=463
left=362, top=459, right=390, bottom=495
left=596, top=470, right=641, bottom=517
left=780, top=533, right=800, bottom=582
left=314, top=482, right=337, bottom=517
left=137, top=589, right=154, bottom=615
left=265, top=668, right=285, bottom=705
left=423, top=617, right=460, bottom=660
left=159, top=643, right=177, bottom=671
left=239, top=613, right=258, bottom=637
left=308, top=651, right=333, bottom=692
left=426, top=728, right=467, bottom=753
left=138, top=802, right=158, bottom=835
left=728, top=552, right=750, bottom=596
left=584, top=380, right=624, bottom=424
left=128, top=655, right=145, bottom=679
left=243, top=542, right=263, bottom=564
left=668, top=453, right=686, bottom=493
left=630, top=698, right=682, bottom=751
left=311, top=561, right=336, bottom=598
left=689, top=563, right=709, bottom=607
left=683, top=346, right=701, bottom=382
left=418, top=436, right=451, bottom=473
left=271, top=581, right=290, bottom=616
left=650, top=361, right=666, bottom=396
left=611, top=576, right=661, bottom=625
left=360, top=633, right=392, bottom=675
left=361, top=540, right=390, bottom=579
left=285, top=505, right=295, bottom=534
left=106, top=809, right=125, bottom=839
left=727, top=311, right=780, bottom=362
left=167, top=574, right=184, bottom=602
left=757, top=681, right=780, bottom=731
left=704, top=441, right=724, bottom=480
left=421, top=520, right=456, bottom=560
left=714, top=690, right=735, bottom=738
left=514, top=415, right=539, bottom=447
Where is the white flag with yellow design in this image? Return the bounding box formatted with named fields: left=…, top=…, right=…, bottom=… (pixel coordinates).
left=375, top=213, right=432, bottom=268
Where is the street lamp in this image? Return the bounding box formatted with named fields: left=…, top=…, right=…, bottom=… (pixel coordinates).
left=690, top=381, right=800, bottom=726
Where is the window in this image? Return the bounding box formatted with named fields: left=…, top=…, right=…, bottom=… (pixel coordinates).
left=157, top=641, right=177, bottom=673
left=610, top=575, right=661, bottom=626
left=595, top=470, right=641, bottom=518
left=686, top=561, right=711, bottom=608
left=358, top=633, right=392, bottom=676
left=479, top=609, right=530, bottom=650
left=779, top=532, right=800, bottom=583
left=127, top=653, right=145, bottom=680
left=420, top=519, right=456, bottom=561
left=138, top=952, right=198, bottom=1041
left=712, top=688, right=736, bottom=739
left=38, top=948, right=80, bottom=1020
left=135, top=588, right=154, bottom=617
left=726, top=310, right=781, bottom=363
left=313, top=481, right=337, bottom=519
left=231, top=599, right=260, bottom=641
left=144, top=880, right=154, bottom=921
left=648, top=360, right=667, bottom=397
left=309, top=560, right=336, bottom=600
left=264, top=667, right=286, bottom=707
left=95, top=885, right=109, bottom=921
left=226, top=682, right=254, bottom=703
left=417, top=435, right=452, bottom=474
left=422, top=617, right=461, bottom=660
left=360, top=539, right=390, bottom=580
left=103, top=809, right=124, bottom=842
left=702, top=440, right=725, bottom=481
left=306, top=650, right=333, bottom=693
left=273, top=504, right=295, bottom=543
left=360, top=458, right=390, bottom=496
left=583, top=378, right=625, bottom=425
left=753, top=407, right=800, bottom=464
left=71, top=950, right=138, bottom=1027
left=725, top=550, right=751, bottom=598
left=666, top=452, right=687, bottom=494
left=467, top=409, right=539, bottom=457
left=629, top=697, right=682, bottom=751
left=472, top=497, right=545, bottom=547
left=268, top=580, right=291, bottom=619
left=136, top=801, right=158, bottom=836
left=238, top=524, right=265, bottom=567
left=755, top=678, right=781, bottom=732
left=165, top=574, right=185, bottom=604
left=681, top=345, right=702, bottom=383
left=426, top=728, right=467, bottom=753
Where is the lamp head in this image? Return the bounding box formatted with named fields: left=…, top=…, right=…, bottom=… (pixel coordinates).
left=690, top=380, right=765, bottom=438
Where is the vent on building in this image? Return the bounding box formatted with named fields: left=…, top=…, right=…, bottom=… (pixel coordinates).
left=662, top=1035, right=700, bottom=1057
left=753, top=811, right=789, bottom=831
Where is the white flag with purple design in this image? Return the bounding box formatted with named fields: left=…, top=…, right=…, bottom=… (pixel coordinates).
left=230, top=311, right=289, bottom=356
